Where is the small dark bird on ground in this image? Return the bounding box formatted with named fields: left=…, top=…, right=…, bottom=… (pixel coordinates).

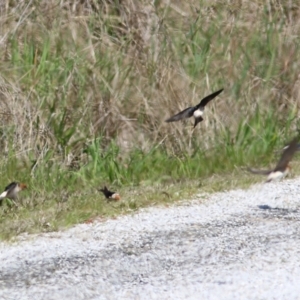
left=0, top=182, right=27, bottom=205
left=165, top=89, right=223, bottom=128
left=247, top=136, right=299, bottom=183
left=99, top=186, right=120, bottom=201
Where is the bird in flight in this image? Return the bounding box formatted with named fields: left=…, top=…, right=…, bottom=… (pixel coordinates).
left=99, top=186, right=120, bottom=201
left=0, top=182, right=27, bottom=205
left=165, top=89, right=223, bottom=128
left=247, top=136, right=299, bottom=183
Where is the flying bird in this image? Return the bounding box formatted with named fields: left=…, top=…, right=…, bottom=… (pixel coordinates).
left=99, top=186, right=120, bottom=201
left=0, top=182, right=27, bottom=205
left=165, top=89, right=224, bottom=128
left=247, top=137, right=299, bottom=183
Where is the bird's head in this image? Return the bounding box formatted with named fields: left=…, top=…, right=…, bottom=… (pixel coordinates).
left=111, top=193, right=121, bottom=201
left=19, top=183, right=27, bottom=190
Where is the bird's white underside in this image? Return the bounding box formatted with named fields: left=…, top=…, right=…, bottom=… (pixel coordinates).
left=0, top=191, right=8, bottom=199
left=267, top=170, right=289, bottom=181
left=193, top=110, right=204, bottom=118
left=0, top=184, right=22, bottom=200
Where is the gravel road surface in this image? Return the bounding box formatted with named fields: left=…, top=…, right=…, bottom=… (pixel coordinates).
left=1, top=178, right=300, bottom=300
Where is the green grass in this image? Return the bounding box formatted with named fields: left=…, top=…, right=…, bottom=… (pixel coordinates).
left=0, top=0, right=299, bottom=240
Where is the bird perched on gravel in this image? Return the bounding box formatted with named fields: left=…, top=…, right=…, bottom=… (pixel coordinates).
left=0, top=182, right=27, bottom=205
left=247, top=137, right=299, bottom=183
left=165, top=89, right=223, bottom=128
left=99, top=186, right=120, bottom=201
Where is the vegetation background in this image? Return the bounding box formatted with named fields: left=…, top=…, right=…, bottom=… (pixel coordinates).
left=0, top=0, right=300, bottom=239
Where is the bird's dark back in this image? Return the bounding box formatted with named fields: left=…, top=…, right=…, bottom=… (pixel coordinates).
left=198, top=89, right=224, bottom=108
left=4, top=182, right=17, bottom=191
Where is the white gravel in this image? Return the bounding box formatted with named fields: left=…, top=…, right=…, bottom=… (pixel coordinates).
left=1, top=178, right=300, bottom=300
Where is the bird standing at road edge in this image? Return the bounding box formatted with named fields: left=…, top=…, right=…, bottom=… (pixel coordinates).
left=0, top=182, right=27, bottom=205
left=247, top=136, right=299, bottom=182
left=99, top=186, right=121, bottom=201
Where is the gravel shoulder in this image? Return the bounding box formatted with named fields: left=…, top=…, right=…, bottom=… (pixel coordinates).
left=1, top=178, right=300, bottom=300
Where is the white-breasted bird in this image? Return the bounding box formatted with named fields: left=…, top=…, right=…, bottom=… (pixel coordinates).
left=247, top=137, right=299, bottom=183
left=165, top=89, right=223, bottom=128
left=0, top=182, right=27, bottom=204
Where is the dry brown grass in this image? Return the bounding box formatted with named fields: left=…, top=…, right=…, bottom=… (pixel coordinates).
left=0, top=0, right=298, bottom=160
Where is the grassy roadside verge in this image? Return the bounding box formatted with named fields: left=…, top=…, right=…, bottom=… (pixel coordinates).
left=1, top=141, right=300, bottom=241
left=0, top=1, right=300, bottom=239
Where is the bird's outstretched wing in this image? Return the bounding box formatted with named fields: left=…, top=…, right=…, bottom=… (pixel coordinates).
left=247, top=168, right=272, bottom=175
left=274, top=136, right=299, bottom=172
left=197, top=89, right=224, bottom=108
left=165, top=107, right=195, bottom=122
